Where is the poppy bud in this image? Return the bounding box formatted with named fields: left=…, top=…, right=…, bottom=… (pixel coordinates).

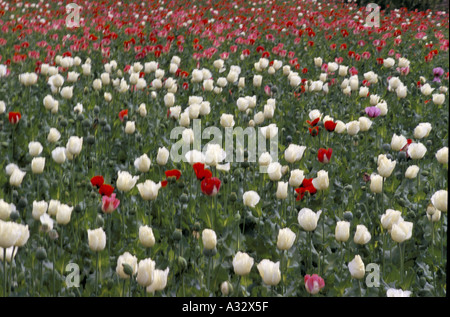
left=10, top=210, right=20, bottom=221
left=343, top=211, right=353, bottom=222
left=86, top=135, right=95, bottom=145
left=36, top=247, right=47, bottom=261
left=173, top=228, right=182, bottom=241
left=122, top=263, right=134, bottom=277
left=178, top=256, right=187, bottom=270
left=17, top=197, right=27, bottom=210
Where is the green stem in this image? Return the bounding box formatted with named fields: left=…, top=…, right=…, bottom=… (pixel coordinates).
left=207, top=256, right=212, bottom=292
left=3, top=248, right=7, bottom=297
left=108, top=214, right=112, bottom=254
left=358, top=279, right=363, bottom=297
left=53, top=242, right=56, bottom=297
left=308, top=231, right=312, bottom=273
left=96, top=252, right=99, bottom=296
left=400, top=242, right=404, bottom=283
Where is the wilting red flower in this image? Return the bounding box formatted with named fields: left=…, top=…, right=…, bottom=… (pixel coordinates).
left=8, top=112, right=21, bottom=124
left=309, top=126, right=319, bottom=137
left=318, top=148, right=333, bottom=163
left=193, top=163, right=212, bottom=181
left=91, top=175, right=105, bottom=188
left=99, top=184, right=115, bottom=197
left=324, top=121, right=337, bottom=132
left=306, top=117, right=320, bottom=127
left=119, top=109, right=128, bottom=122
left=201, top=177, right=221, bottom=196
left=102, top=193, right=120, bottom=214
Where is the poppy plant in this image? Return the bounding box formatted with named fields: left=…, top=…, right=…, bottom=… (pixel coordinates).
left=365, top=106, right=381, bottom=118
left=318, top=148, right=333, bottom=164
left=304, top=274, right=325, bottom=295
left=99, top=184, right=115, bottom=197
left=201, top=177, right=221, bottom=196
left=309, top=126, right=319, bottom=137
left=306, top=117, right=320, bottom=127
left=161, top=169, right=182, bottom=187
left=91, top=175, right=105, bottom=188
left=102, top=193, right=120, bottom=214
left=8, top=112, right=21, bottom=124
left=193, top=163, right=212, bottom=181
left=295, top=178, right=317, bottom=200
left=119, top=109, right=128, bottom=122
left=324, top=120, right=337, bottom=132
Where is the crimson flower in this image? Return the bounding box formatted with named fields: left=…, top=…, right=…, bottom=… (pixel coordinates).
left=295, top=178, right=317, bottom=201
left=309, top=126, right=319, bottom=137
left=91, top=175, right=105, bottom=188
left=318, top=148, right=333, bottom=163
left=119, top=109, right=128, bottom=122
left=201, top=177, right=221, bottom=196
left=99, top=184, right=115, bottom=197
left=193, top=163, right=212, bottom=181
left=306, top=117, right=320, bottom=127
left=324, top=120, right=337, bottom=132
left=8, top=112, right=21, bottom=124
left=161, top=169, right=182, bottom=187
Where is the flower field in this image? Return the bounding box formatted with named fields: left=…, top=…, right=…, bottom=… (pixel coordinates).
left=0, top=0, right=448, bottom=298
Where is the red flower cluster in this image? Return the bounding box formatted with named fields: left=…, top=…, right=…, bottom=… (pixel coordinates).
left=161, top=169, right=182, bottom=187
left=90, top=175, right=115, bottom=197
left=193, top=163, right=221, bottom=196
left=295, top=178, right=317, bottom=201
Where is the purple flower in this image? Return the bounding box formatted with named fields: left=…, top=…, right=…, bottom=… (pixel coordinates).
left=365, top=106, right=381, bottom=118
left=433, top=67, right=444, bottom=82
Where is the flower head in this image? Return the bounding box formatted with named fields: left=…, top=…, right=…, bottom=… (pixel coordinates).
left=304, top=274, right=325, bottom=295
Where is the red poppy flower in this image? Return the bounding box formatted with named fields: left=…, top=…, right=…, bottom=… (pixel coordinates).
left=295, top=178, right=317, bottom=200
left=119, top=109, right=128, bottom=122
left=8, top=112, right=21, bottom=124
left=318, top=148, right=333, bottom=163
left=165, top=169, right=181, bottom=180
left=201, top=177, right=221, bottom=196
left=99, top=184, right=115, bottom=197
left=91, top=175, right=105, bottom=188
left=306, top=117, right=320, bottom=127
left=324, top=121, right=337, bottom=132
left=193, top=163, right=212, bottom=181
left=309, top=126, right=319, bottom=137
